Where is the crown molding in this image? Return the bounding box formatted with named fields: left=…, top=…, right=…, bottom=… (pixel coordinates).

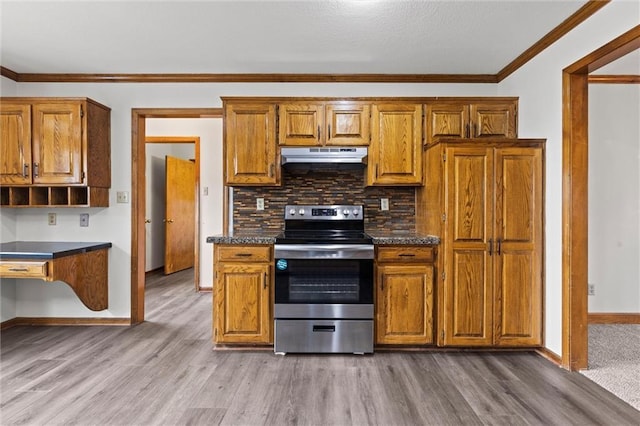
left=588, top=74, right=640, bottom=84
left=497, top=0, right=610, bottom=82
left=1, top=71, right=497, bottom=84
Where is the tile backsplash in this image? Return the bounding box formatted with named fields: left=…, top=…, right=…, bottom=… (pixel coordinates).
left=232, top=168, right=415, bottom=234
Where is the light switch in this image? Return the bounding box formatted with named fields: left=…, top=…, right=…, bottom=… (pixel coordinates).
left=380, top=198, right=389, bottom=211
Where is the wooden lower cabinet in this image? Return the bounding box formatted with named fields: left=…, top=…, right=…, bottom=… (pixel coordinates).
left=375, top=246, right=435, bottom=345
left=213, top=245, right=273, bottom=344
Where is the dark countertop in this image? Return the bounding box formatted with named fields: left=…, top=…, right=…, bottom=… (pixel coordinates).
left=0, top=241, right=113, bottom=260
left=366, top=232, right=440, bottom=245
left=206, top=232, right=439, bottom=245
left=206, top=234, right=278, bottom=244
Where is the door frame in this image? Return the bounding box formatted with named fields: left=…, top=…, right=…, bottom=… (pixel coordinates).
left=145, top=137, right=200, bottom=280
left=131, top=108, right=222, bottom=324
left=562, top=25, right=640, bottom=370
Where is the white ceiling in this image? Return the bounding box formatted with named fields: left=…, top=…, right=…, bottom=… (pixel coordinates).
left=1, top=0, right=607, bottom=76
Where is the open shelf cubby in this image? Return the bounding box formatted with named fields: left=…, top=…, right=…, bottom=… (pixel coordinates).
left=0, top=186, right=109, bottom=208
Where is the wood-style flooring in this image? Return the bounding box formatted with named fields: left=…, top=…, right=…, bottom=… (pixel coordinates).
left=1, top=268, right=639, bottom=425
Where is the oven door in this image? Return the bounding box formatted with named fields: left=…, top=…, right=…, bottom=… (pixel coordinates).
left=274, top=244, right=373, bottom=319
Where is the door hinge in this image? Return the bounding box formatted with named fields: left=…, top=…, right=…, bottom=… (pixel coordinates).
left=441, top=213, right=446, bottom=222
left=441, top=330, right=445, bottom=340
left=82, top=171, right=85, bottom=180
left=80, top=105, right=84, bottom=118
left=442, top=153, right=446, bottom=162
left=441, top=272, right=445, bottom=281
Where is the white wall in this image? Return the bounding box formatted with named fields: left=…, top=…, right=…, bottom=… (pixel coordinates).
left=498, top=1, right=640, bottom=354
left=0, top=80, right=497, bottom=321
left=588, top=84, right=640, bottom=312
left=146, top=118, right=221, bottom=289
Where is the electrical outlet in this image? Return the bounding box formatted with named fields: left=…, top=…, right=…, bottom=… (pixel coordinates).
left=80, top=213, right=89, bottom=227
left=256, top=198, right=265, bottom=211
left=48, top=213, right=56, bottom=225
left=116, top=191, right=129, bottom=203
left=380, top=198, right=389, bottom=211
left=203, top=186, right=209, bottom=196
left=588, top=283, right=595, bottom=296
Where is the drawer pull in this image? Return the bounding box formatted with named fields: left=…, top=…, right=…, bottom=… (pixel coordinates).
left=235, top=253, right=252, bottom=257
left=399, top=253, right=416, bottom=257
left=9, top=268, right=29, bottom=272
left=313, top=325, right=335, bottom=333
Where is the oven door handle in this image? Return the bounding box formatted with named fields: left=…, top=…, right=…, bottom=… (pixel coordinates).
left=274, top=244, right=374, bottom=259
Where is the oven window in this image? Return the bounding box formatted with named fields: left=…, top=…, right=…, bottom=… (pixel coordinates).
left=275, top=258, right=373, bottom=304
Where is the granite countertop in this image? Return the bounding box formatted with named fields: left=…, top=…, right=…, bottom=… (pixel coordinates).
left=366, top=232, right=440, bottom=245
left=0, top=241, right=113, bottom=260
left=207, top=232, right=439, bottom=245
left=206, top=234, right=278, bottom=244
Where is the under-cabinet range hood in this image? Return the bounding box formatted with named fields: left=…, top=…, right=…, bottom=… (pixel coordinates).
left=281, top=147, right=368, bottom=170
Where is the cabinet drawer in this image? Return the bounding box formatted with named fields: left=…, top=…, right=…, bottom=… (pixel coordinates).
left=0, top=260, right=48, bottom=278
left=376, top=246, right=434, bottom=263
left=215, top=245, right=272, bottom=263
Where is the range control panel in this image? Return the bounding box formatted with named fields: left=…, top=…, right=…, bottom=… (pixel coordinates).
left=284, top=205, right=363, bottom=220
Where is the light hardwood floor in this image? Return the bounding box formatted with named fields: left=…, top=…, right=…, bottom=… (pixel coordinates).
left=1, top=269, right=639, bottom=425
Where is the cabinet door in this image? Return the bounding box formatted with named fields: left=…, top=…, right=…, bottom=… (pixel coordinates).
left=214, top=263, right=272, bottom=344
left=376, top=264, right=433, bottom=345
left=278, top=103, right=324, bottom=146
left=225, top=103, right=279, bottom=185
left=442, top=146, right=494, bottom=346
left=470, top=103, right=517, bottom=139
left=425, top=103, right=469, bottom=144
left=0, top=103, right=32, bottom=184
left=325, top=103, right=370, bottom=146
left=32, top=102, right=83, bottom=184
left=493, top=147, right=542, bottom=346
left=368, top=104, right=423, bottom=186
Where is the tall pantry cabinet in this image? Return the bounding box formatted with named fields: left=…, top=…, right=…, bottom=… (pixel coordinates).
left=417, top=138, right=544, bottom=347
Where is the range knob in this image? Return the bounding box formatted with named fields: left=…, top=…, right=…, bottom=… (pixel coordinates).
left=298, top=208, right=305, bottom=215
left=343, top=209, right=350, bottom=216
left=352, top=209, right=360, bottom=216
left=289, top=208, right=296, bottom=215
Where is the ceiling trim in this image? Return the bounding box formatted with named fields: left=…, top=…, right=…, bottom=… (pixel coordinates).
left=588, top=74, right=640, bottom=83
left=496, top=0, right=610, bottom=82
left=1, top=72, right=498, bottom=84
left=0, top=0, right=609, bottom=84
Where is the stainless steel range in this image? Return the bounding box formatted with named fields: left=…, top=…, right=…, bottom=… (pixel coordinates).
left=274, top=205, right=374, bottom=354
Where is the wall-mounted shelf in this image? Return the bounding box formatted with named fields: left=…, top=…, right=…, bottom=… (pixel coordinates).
left=0, top=186, right=109, bottom=207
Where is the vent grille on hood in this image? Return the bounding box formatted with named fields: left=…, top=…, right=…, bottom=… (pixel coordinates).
left=281, top=147, right=368, bottom=170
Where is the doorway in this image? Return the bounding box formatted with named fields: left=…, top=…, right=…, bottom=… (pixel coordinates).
left=131, top=108, right=223, bottom=324
left=144, top=137, right=198, bottom=278
left=562, top=25, right=640, bottom=370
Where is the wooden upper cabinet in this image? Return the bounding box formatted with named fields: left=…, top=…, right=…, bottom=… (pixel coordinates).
left=32, top=102, right=83, bottom=185
left=278, top=103, right=324, bottom=146
left=471, top=103, right=517, bottom=139
left=278, top=102, right=370, bottom=146
left=224, top=103, right=279, bottom=186
left=0, top=103, right=32, bottom=185
left=325, top=103, right=370, bottom=146
left=0, top=98, right=111, bottom=205
left=426, top=100, right=517, bottom=145
left=368, top=103, right=423, bottom=186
